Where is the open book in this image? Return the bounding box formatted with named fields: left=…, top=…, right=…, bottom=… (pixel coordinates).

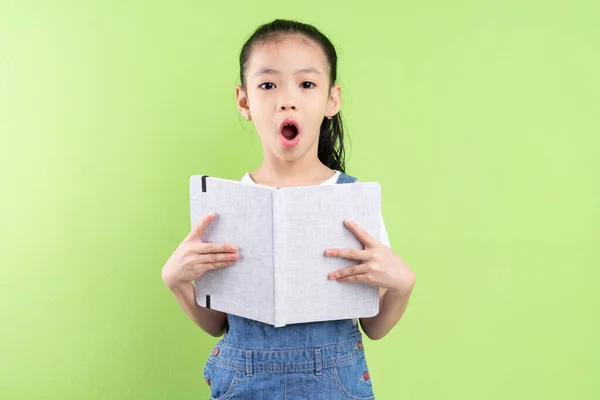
left=189, top=174, right=381, bottom=327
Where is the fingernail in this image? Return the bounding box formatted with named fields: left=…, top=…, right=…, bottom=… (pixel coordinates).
left=344, top=218, right=353, bottom=225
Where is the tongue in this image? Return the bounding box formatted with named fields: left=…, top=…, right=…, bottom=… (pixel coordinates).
left=281, top=125, right=297, bottom=140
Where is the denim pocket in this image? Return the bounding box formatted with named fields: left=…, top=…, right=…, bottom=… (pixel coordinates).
left=203, top=359, right=241, bottom=400
left=332, top=353, right=375, bottom=400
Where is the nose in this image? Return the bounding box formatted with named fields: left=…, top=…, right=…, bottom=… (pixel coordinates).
left=277, top=89, right=297, bottom=111
left=279, top=103, right=296, bottom=111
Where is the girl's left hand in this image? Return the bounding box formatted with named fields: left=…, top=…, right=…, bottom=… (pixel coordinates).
left=324, top=218, right=415, bottom=295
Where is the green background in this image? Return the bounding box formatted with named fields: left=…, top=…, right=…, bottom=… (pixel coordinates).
left=1, top=1, right=598, bottom=399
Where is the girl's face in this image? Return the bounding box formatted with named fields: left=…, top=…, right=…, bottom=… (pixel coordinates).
left=236, top=35, right=341, bottom=164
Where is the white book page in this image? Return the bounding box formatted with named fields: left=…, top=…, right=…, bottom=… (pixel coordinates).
left=190, top=176, right=276, bottom=325
left=273, top=182, right=381, bottom=326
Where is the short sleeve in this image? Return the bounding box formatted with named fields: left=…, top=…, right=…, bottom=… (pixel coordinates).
left=354, top=179, right=391, bottom=248
left=380, top=213, right=391, bottom=248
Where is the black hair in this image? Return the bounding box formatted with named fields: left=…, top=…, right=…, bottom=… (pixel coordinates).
left=238, top=19, right=349, bottom=173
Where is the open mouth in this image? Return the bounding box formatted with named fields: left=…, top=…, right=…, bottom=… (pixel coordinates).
left=279, top=119, right=301, bottom=148
left=280, top=122, right=299, bottom=140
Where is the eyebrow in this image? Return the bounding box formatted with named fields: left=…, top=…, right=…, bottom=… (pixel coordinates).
left=253, top=67, right=321, bottom=77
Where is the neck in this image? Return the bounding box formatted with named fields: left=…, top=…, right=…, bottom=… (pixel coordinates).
left=250, top=155, right=336, bottom=188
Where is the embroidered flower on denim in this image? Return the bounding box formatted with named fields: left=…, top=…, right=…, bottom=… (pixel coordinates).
left=213, top=348, right=220, bottom=356
left=360, top=371, right=370, bottom=381
left=354, top=340, right=364, bottom=350
left=205, top=378, right=212, bottom=386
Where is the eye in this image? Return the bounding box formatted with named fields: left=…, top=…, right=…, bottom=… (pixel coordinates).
left=301, top=81, right=316, bottom=89
left=259, top=82, right=276, bottom=90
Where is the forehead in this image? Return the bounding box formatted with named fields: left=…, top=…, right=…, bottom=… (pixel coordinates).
left=247, top=35, right=329, bottom=77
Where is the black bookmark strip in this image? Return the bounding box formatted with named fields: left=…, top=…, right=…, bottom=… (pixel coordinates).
left=206, top=295, right=211, bottom=309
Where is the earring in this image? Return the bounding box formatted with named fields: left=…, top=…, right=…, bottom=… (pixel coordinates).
left=247, top=115, right=252, bottom=121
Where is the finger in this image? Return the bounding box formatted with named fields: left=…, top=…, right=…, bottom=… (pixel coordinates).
left=187, top=212, right=217, bottom=241
left=196, top=251, right=240, bottom=265
left=189, top=242, right=238, bottom=254
left=324, top=247, right=371, bottom=261
left=343, top=218, right=378, bottom=247
left=199, top=260, right=236, bottom=271
left=335, top=274, right=372, bottom=284
left=328, top=263, right=370, bottom=280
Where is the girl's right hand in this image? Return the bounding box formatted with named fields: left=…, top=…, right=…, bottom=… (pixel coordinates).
left=161, top=212, right=239, bottom=289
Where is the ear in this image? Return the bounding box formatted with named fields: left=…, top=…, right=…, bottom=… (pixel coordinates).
left=325, top=84, right=342, bottom=118
left=235, top=85, right=251, bottom=120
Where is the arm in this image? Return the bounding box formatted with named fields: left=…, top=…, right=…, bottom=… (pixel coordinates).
left=161, top=212, right=239, bottom=338
left=167, top=282, right=228, bottom=337
left=359, top=214, right=415, bottom=339
left=325, top=219, right=416, bottom=341
left=360, top=283, right=415, bottom=340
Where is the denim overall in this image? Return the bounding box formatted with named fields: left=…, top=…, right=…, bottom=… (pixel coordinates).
left=202, top=172, right=375, bottom=400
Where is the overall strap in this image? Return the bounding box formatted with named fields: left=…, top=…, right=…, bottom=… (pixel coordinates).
left=335, top=171, right=358, bottom=184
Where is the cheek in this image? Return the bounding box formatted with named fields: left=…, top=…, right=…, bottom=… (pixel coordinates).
left=247, top=91, right=270, bottom=111
left=308, top=100, right=328, bottom=122
left=308, top=92, right=329, bottom=112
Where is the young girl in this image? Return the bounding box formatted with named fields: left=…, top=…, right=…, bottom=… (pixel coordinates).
left=161, top=19, right=416, bottom=400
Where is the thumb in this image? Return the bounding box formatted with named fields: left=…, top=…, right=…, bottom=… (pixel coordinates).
left=187, top=212, right=217, bottom=242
